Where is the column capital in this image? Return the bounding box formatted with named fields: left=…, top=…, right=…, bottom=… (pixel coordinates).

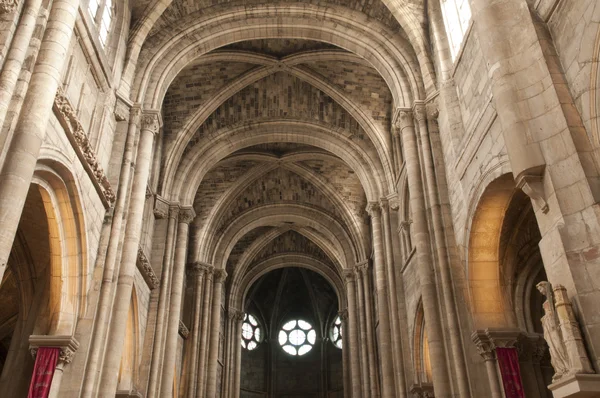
left=386, top=193, right=400, bottom=210
left=393, top=107, right=414, bottom=130
left=366, top=202, right=381, bottom=217
left=471, top=331, right=495, bottom=361
left=29, top=335, right=79, bottom=365
left=412, top=102, right=427, bottom=123
left=426, top=102, right=439, bottom=121
left=471, top=328, right=522, bottom=361
left=343, top=269, right=355, bottom=284
left=354, top=260, right=370, bottom=276
left=168, top=205, right=180, bottom=220
left=188, top=261, right=211, bottom=277
left=178, top=207, right=196, bottom=224
left=0, top=0, right=19, bottom=14
left=228, top=308, right=245, bottom=322
left=338, top=309, right=348, bottom=321
left=141, top=111, right=161, bottom=135
left=214, top=269, right=228, bottom=284
left=153, top=196, right=170, bottom=219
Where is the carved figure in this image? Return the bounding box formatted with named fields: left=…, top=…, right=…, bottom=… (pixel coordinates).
left=536, top=281, right=569, bottom=381
left=537, top=282, right=595, bottom=382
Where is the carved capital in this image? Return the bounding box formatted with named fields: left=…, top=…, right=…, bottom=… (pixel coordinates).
left=168, top=205, right=180, bottom=220
left=28, top=335, right=79, bottom=365
left=426, top=102, right=440, bottom=121
left=178, top=207, right=196, bottom=224
left=188, top=261, right=210, bottom=277
left=228, top=308, right=245, bottom=322
left=413, top=103, right=427, bottom=124
left=343, top=269, right=355, bottom=284
left=366, top=202, right=381, bottom=218
left=355, top=260, right=369, bottom=276
left=386, top=193, right=400, bottom=210
left=114, top=100, right=130, bottom=122
left=0, top=0, right=19, bottom=14
left=153, top=196, right=170, bottom=219
left=141, top=112, right=160, bottom=135
left=338, top=309, right=349, bottom=321
left=137, top=249, right=159, bottom=289
left=472, top=332, right=496, bottom=361
left=59, top=347, right=76, bottom=364
left=399, top=219, right=412, bottom=231
left=179, top=321, right=189, bottom=339
left=213, top=269, right=228, bottom=284
left=516, top=172, right=548, bottom=214
left=393, top=108, right=414, bottom=130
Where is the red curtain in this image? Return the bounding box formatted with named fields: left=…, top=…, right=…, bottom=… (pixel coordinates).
left=28, top=347, right=60, bottom=398
left=496, top=347, right=525, bottom=398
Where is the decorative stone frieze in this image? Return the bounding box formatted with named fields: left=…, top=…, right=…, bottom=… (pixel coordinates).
left=53, top=88, right=116, bottom=207
left=179, top=321, right=190, bottom=339
left=0, top=0, right=19, bottom=14
left=136, top=249, right=159, bottom=290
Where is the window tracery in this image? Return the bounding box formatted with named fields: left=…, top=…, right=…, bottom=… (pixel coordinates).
left=331, top=316, right=343, bottom=349
left=278, top=319, right=316, bottom=356
left=241, top=313, right=262, bottom=351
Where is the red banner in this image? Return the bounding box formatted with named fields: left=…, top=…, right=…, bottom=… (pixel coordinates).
left=496, top=347, right=525, bottom=398
left=28, top=347, right=60, bottom=398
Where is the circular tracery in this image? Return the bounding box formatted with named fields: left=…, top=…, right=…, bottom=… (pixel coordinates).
left=241, top=313, right=262, bottom=351
left=278, top=319, right=316, bottom=356
left=331, top=316, right=343, bottom=349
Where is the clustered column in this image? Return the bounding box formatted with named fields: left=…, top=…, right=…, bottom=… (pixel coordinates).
left=397, top=110, right=452, bottom=396
left=205, top=268, right=227, bottom=397
left=185, top=262, right=209, bottom=397
left=353, top=264, right=371, bottom=397
left=367, top=202, right=396, bottom=398
left=343, top=270, right=362, bottom=397
left=356, top=262, right=380, bottom=397
left=160, top=207, right=196, bottom=396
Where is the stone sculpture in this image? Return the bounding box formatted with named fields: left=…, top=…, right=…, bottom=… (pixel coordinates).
left=537, top=282, right=594, bottom=382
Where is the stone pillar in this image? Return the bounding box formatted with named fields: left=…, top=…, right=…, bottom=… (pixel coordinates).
left=339, top=309, right=350, bottom=398
left=367, top=203, right=396, bottom=398
left=396, top=109, right=452, bottom=397
left=357, top=263, right=380, bottom=398
left=470, top=0, right=600, bottom=368
left=186, top=263, right=208, bottom=397
left=160, top=207, right=195, bottom=396
left=0, top=0, right=80, bottom=284
left=29, top=335, right=79, bottom=398
left=147, top=205, right=179, bottom=398
left=205, top=269, right=227, bottom=398
left=223, top=308, right=243, bottom=398
left=414, top=102, right=471, bottom=397
left=196, top=266, right=214, bottom=398
left=98, top=111, right=159, bottom=396
left=380, top=198, right=408, bottom=398
left=80, top=106, right=141, bottom=398
left=472, top=333, right=503, bottom=398
left=354, top=265, right=371, bottom=397
left=344, top=270, right=362, bottom=398
left=232, top=311, right=244, bottom=398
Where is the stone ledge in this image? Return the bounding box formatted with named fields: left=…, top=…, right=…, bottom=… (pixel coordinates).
left=549, top=374, right=600, bottom=398
left=137, top=249, right=159, bottom=290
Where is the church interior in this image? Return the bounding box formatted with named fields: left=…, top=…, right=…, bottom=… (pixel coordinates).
left=0, top=0, right=599, bottom=397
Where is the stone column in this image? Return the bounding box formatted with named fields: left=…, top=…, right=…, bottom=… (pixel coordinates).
left=396, top=109, right=452, bottom=397
left=80, top=106, right=141, bottom=398
left=344, top=270, right=362, bottom=398
left=160, top=207, right=195, bottom=396
left=98, top=111, right=159, bottom=396
left=0, top=0, right=46, bottom=131
left=186, top=263, right=208, bottom=397
left=339, top=309, right=350, bottom=398
left=367, top=203, right=396, bottom=398
left=380, top=198, right=408, bottom=398
left=147, top=205, right=179, bottom=398
left=357, top=262, right=380, bottom=397
left=0, top=0, right=80, bottom=285
left=414, top=102, right=470, bottom=397
left=205, top=269, right=227, bottom=398
left=354, top=265, right=371, bottom=397
left=29, top=335, right=79, bottom=398
left=232, top=311, right=244, bottom=398
left=196, top=266, right=214, bottom=398
left=223, top=308, right=244, bottom=398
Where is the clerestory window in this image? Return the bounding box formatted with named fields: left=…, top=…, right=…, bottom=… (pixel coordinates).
left=88, top=0, right=114, bottom=48
left=331, top=316, right=343, bottom=349
left=440, top=0, right=472, bottom=60
left=278, top=319, right=316, bottom=356
left=241, top=313, right=262, bottom=351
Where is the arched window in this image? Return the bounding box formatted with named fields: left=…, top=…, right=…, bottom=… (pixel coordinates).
left=278, top=319, right=316, bottom=356
left=88, top=0, right=114, bottom=48
left=440, top=0, right=472, bottom=60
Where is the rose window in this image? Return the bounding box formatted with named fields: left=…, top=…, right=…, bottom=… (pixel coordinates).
left=331, top=316, right=343, bottom=349
left=241, top=314, right=261, bottom=351
left=278, top=319, right=316, bottom=356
